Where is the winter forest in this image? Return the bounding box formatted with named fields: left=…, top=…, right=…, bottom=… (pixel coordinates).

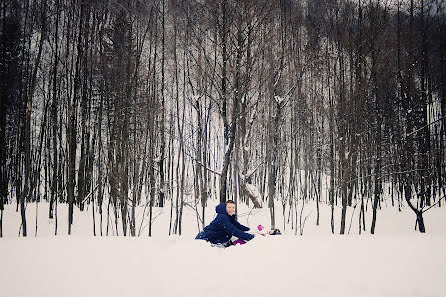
left=1, top=0, right=446, bottom=295
left=2, top=0, right=445, bottom=236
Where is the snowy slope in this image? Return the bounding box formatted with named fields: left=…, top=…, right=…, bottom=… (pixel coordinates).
left=1, top=201, right=445, bottom=297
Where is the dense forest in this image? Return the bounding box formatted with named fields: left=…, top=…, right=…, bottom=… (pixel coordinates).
left=0, top=0, right=445, bottom=237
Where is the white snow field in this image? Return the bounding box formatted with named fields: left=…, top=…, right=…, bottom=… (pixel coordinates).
left=1, top=199, right=445, bottom=297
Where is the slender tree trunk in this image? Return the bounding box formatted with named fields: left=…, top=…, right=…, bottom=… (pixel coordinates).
left=21, top=0, right=47, bottom=237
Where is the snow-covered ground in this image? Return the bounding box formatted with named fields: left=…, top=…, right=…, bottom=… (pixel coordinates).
left=1, top=199, right=445, bottom=297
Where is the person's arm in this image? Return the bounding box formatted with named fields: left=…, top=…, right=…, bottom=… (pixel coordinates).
left=233, top=220, right=250, bottom=232
left=219, top=217, right=254, bottom=241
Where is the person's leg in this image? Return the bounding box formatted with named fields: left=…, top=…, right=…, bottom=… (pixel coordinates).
left=223, top=240, right=234, bottom=247
left=211, top=240, right=232, bottom=248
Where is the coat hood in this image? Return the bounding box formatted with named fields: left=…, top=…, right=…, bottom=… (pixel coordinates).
left=215, top=204, right=228, bottom=215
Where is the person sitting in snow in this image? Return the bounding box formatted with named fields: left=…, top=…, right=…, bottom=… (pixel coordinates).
left=195, top=200, right=254, bottom=247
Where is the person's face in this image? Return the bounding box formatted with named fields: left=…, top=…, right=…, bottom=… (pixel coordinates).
left=226, top=203, right=235, bottom=216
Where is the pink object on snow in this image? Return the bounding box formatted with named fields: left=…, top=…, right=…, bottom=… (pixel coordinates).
left=232, top=239, right=246, bottom=245
left=257, top=225, right=264, bottom=231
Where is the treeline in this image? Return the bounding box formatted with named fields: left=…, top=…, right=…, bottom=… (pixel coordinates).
left=0, top=0, right=445, bottom=237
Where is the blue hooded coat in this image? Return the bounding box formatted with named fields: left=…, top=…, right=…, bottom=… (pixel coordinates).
left=195, top=204, right=255, bottom=244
